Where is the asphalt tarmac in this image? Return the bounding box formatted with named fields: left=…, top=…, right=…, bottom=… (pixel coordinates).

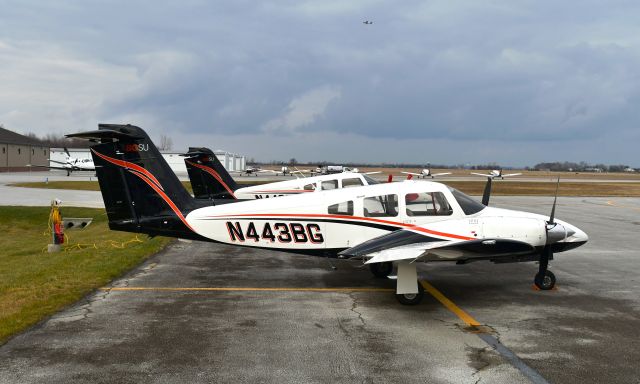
left=1, top=193, right=639, bottom=383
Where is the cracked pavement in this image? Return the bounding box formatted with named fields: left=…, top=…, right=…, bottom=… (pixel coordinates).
left=0, top=197, right=639, bottom=383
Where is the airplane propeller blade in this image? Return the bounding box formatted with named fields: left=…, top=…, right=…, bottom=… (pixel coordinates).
left=63, top=147, right=71, bottom=157
left=549, top=177, right=560, bottom=225
left=536, top=177, right=562, bottom=290
left=481, top=177, right=492, bottom=206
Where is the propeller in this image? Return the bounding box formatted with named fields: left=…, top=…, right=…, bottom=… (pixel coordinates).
left=63, top=147, right=71, bottom=158
left=481, top=177, right=492, bottom=206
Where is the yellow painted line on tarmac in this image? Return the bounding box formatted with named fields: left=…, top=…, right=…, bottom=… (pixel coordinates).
left=420, top=280, right=481, bottom=327
left=100, top=287, right=395, bottom=293
left=606, top=200, right=640, bottom=211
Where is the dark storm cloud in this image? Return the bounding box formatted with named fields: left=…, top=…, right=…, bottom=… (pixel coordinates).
left=1, top=1, right=639, bottom=164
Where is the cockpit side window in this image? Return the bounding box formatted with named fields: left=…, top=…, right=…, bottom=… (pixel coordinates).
left=321, top=180, right=338, bottom=190
left=328, top=201, right=354, bottom=215
left=448, top=187, right=485, bottom=215
left=363, top=194, right=398, bottom=217
left=362, top=174, right=380, bottom=185
left=303, top=183, right=316, bottom=191
left=405, top=192, right=453, bottom=216
left=342, top=178, right=363, bottom=188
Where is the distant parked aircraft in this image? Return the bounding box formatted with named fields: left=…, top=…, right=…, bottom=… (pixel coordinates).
left=28, top=147, right=95, bottom=176
left=401, top=169, right=452, bottom=179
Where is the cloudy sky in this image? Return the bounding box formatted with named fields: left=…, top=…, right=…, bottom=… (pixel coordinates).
left=1, top=1, right=639, bottom=166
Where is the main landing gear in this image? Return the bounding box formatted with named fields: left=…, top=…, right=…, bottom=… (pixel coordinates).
left=369, top=262, right=393, bottom=278
left=396, top=282, right=424, bottom=305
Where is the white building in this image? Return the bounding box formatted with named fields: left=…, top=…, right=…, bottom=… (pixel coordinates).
left=51, top=148, right=246, bottom=175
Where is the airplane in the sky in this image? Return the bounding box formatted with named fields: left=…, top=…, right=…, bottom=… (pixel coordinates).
left=471, top=169, right=522, bottom=179
left=28, top=147, right=96, bottom=176
left=401, top=169, right=452, bottom=179
left=68, top=124, right=588, bottom=305
left=182, top=147, right=382, bottom=200
left=363, top=20, right=373, bottom=25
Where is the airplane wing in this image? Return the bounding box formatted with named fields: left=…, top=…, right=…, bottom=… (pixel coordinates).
left=339, top=229, right=535, bottom=264
left=401, top=171, right=420, bottom=176
left=471, top=172, right=492, bottom=177
left=364, top=171, right=382, bottom=175
left=502, top=173, right=522, bottom=177
left=431, top=172, right=452, bottom=177
left=27, top=164, right=69, bottom=171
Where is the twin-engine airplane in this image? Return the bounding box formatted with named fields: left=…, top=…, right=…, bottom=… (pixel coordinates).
left=28, top=147, right=96, bottom=176
left=68, top=124, right=588, bottom=305
left=401, top=169, right=452, bottom=179
left=472, top=169, right=522, bottom=179
left=182, top=147, right=381, bottom=200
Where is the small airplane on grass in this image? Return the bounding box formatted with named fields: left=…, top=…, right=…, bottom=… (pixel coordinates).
left=471, top=169, right=522, bottom=179
left=182, top=147, right=382, bottom=200
left=68, top=124, right=588, bottom=305
left=401, top=169, right=452, bottom=179
left=28, top=147, right=96, bottom=176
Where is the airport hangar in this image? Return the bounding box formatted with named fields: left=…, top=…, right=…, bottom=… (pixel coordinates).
left=49, top=147, right=247, bottom=174
left=0, top=127, right=50, bottom=172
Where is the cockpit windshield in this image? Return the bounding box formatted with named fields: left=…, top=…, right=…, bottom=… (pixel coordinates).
left=448, top=187, right=485, bottom=215
left=362, top=174, right=380, bottom=185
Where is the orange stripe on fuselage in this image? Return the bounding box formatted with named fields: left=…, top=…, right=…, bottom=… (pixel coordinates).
left=203, top=213, right=474, bottom=241
left=91, top=149, right=164, bottom=191
left=186, top=160, right=237, bottom=199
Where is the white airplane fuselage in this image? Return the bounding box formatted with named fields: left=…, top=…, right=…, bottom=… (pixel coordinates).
left=234, top=172, right=379, bottom=199
left=186, top=181, right=587, bottom=260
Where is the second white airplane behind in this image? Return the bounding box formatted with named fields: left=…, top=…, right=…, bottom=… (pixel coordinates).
left=182, top=147, right=382, bottom=200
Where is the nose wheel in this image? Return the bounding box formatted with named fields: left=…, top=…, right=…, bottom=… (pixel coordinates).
left=534, top=270, right=556, bottom=290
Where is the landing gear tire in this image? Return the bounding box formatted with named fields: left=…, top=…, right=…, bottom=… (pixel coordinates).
left=369, top=262, right=393, bottom=278
left=534, top=270, right=556, bottom=290
left=396, top=282, right=425, bottom=305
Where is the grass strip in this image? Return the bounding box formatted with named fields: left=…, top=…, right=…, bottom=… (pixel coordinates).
left=0, top=206, right=172, bottom=344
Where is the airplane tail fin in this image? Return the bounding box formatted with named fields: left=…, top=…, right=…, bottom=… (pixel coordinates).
left=66, top=124, right=204, bottom=239
left=182, top=147, right=238, bottom=200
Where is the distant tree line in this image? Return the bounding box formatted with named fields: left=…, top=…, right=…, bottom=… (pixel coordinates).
left=531, top=161, right=634, bottom=173
left=25, top=132, right=90, bottom=148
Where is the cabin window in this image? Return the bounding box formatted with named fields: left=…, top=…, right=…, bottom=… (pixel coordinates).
left=303, top=183, right=315, bottom=191
left=321, top=180, right=338, bottom=190
left=405, top=192, right=453, bottom=216
left=328, top=201, right=354, bottom=215
left=342, top=178, right=364, bottom=188
left=363, top=194, right=398, bottom=217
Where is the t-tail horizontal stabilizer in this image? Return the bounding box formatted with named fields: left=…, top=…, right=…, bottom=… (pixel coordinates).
left=66, top=124, right=208, bottom=240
